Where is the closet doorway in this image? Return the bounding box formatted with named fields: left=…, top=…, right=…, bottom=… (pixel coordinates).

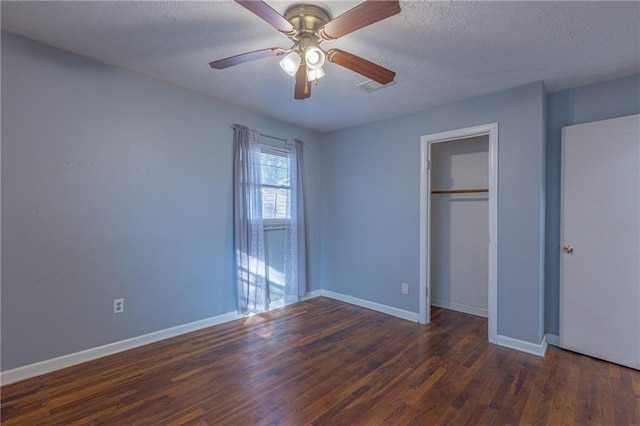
left=419, top=123, right=498, bottom=344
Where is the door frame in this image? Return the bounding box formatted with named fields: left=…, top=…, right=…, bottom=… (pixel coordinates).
left=419, top=123, right=498, bottom=344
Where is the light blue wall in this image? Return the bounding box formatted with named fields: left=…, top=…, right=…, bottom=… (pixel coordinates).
left=1, top=32, right=323, bottom=370
left=322, top=82, right=547, bottom=345
left=545, top=74, right=640, bottom=335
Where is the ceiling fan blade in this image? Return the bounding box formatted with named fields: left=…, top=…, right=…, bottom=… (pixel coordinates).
left=234, top=0, right=295, bottom=36
left=318, top=0, right=400, bottom=41
left=327, top=49, right=396, bottom=85
left=294, top=63, right=311, bottom=100
left=209, top=48, right=283, bottom=69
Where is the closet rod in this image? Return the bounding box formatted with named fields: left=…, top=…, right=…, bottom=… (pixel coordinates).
left=431, top=189, right=489, bottom=194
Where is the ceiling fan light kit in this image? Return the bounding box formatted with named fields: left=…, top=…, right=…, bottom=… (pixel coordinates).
left=209, top=0, right=401, bottom=100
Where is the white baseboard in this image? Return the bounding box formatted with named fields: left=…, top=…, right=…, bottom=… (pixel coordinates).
left=302, top=289, right=323, bottom=300
left=1, top=290, right=324, bottom=386
left=319, top=290, right=547, bottom=357
left=319, top=290, right=420, bottom=322
left=267, top=289, right=322, bottom=310
left=0, top=311, right=242, bottom=386
left=545, top=333, right=560, bottom=347
left=1, top=289, right=546, bottom=385
left=496, top=334, right=548, bottom=357
left=432, top=298, right=488, bottom=318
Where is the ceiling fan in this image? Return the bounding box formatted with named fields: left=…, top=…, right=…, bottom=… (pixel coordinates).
left=209, top=0, right=401, bottom=100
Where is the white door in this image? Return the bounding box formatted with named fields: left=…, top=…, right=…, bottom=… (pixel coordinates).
left=560, top=114, right=640, bottom=370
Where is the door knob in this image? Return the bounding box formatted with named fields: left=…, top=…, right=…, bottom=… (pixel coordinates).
left=562, top=245, right=574, bottom=254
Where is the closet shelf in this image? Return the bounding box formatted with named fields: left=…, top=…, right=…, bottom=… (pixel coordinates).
left=431, top=188, right=489, bottom=194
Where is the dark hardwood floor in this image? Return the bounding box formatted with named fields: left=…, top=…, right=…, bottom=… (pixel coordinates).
left=2, top=297, right=639, bottom=425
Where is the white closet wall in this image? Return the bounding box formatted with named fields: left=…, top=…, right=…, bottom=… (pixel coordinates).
left=430, top=136, right=489, bottom=317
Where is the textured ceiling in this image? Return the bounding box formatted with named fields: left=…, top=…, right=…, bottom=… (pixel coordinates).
left=2, top=1, right=639, bottom=132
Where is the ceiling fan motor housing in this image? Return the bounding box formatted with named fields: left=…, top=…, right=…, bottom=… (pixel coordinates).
left=284, top=5, right=331, bottom=40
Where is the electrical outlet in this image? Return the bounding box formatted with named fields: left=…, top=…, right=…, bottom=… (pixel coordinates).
left=401, top=283, right=409, bottom=295
left=113, top=298, right=124, bottom=314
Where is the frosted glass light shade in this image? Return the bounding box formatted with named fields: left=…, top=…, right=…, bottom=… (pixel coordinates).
left=279, top=52, right=301, bottom=76
left=304, top=47, right=325, bottom=70
left=307, top=67, right=325, bottom=81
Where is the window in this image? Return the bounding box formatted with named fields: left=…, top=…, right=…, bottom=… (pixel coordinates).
left=259, top=146, right=291, bottom=224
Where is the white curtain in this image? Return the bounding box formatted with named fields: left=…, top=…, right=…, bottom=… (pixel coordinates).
left=284, top=138, right=307, bottom=301
left=233, top=124, right=268, bottom=314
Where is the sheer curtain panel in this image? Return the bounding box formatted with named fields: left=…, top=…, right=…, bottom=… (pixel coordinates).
left=284, top=138, right=308, bottom=301
left=233, top=124, right=268, bottom=314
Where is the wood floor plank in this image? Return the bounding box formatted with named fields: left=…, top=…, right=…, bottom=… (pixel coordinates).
left=2, top=297, right=639, bottom=425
